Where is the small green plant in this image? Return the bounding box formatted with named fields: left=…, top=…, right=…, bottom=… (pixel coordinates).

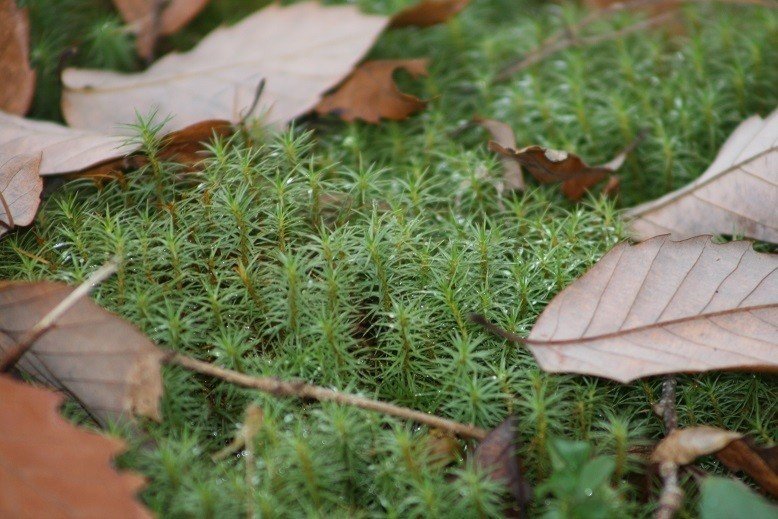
left=536, top=439, right=622, bottom=519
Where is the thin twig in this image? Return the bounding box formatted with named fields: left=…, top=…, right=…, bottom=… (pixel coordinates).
left=168, top=353, right=490, bottom=440
left=0, top=257, right=120, bottom=372
left=656, top=376, right=683, bottom=519
left=239, top=78, right=267, bottom=128
left=496, top=0, right=777, bottom=81
left=144, top=0, right=167, bottom=64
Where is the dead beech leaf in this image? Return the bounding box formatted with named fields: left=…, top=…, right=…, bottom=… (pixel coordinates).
left=474, top=416, right=531, bottom=517
left=0, top=154, right=42, bottom=240
left=0, top=375, right=151, bottom=518
left=651, top=426, right=743, bottom=466
left=389, top=0, right=470, bottom=28
left=0, top=280, right=165, bottom=424
left=315, top=59, right=429, bottom=124
left=0, top=0, right=35, bottom=115
left=426, top=428, right=462, bottom=467
left=718, top=438, right=778, bottom=497
left=489, top=132, right=641, bottom=200
left=627, top=108, right=778, bottom=243
left=474, top=117, right=525, bottom=191
left=523, top=235, right=778, bottom=382
left=112, top=0, right=210, bottom=60
left=62, top=2, right=389, bottom=133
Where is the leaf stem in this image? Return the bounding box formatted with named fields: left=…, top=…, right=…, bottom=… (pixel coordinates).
left=167, top=353, right=490, bottom=440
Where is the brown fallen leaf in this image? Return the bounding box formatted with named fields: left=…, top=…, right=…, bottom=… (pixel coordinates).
left=484, top=235, right=778, bottom=382
left=602, top=174, right=621, bottom=197
left=0, top=375, right=151, bottom=518
left=425, top=428, right=462, bottom=467
left=474, top=416, right=531, bottom=517
left=0, top=0, right=35, bottom=115
left=627, top=108, right=778, bottom=243
left=0, top=280, right=165, bottom=424
left=315, top=59, right=429, bottom=124
left=389, top=0, right=470, bottom=28
left=489, top=132, right=642, bottom=200
left=112, top=0, right=210, bottom=60
left=474, top=117, right=525, bottom=191
left=62, top=2, right=389, bottom=133
left=651, top=426, right=743, bottom=465
left=718, top=438, right=778, bottom=497
left=0, top=154, right=42, bottom=240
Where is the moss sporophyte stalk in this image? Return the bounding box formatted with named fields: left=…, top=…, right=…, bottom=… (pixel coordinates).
left=1, top=0, right=776, bottom=516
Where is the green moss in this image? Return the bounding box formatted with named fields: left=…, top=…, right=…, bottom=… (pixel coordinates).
left=4, top=0, right=777, bottom=517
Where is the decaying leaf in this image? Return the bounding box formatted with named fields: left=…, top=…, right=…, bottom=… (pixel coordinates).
left=0, top=0, right=35, bottom=115
left=0, top=375, right=151, bottom=518
left=474, top=416, right=531, bottom=517
left=627, top=108, right=778, bottom=243
left=718, top=438, right=778, bottom=497
left=474, top=117, right=525, bottom=191
left=62, top=2, right=388, bottom=133
left=521, top=235, right=777, bottom=382
left=489, top=132, right=641, bottom=200
left=315, top=59, right=429, bottom=124
left=389, top=0, right=470, bottom=28
left=0, top=280, right=165, bottom=424
left=112, top=0, right=210, bottom=60
left=0, top=154, right=42, bottom=240
left=425, top=428, right=462, bottom=467
left=651, top=426, right=743, bottom=465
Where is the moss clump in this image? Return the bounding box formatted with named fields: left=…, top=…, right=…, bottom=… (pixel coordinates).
left=4, top=0, right=777, bottom=517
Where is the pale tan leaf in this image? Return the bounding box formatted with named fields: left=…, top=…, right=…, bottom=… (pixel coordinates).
left=474, top=117, right=525, bottom=191
left=0, top=375, right=151, bottom=518
left=524, top=235, right=778, bottom=382
left=62, top=2, right=389, bottom=133
left=0, top=153, right=42, bottom=239
left=627, top=108, right=778, bottom=243
left=651, top=426, right=743, bottom=465
left=0, top=281, right=165, bottom=424
left=315, top=59, right=429, bottom=124
left=389, top=0, right=470, bottom=28
left=0, top=0, right=35, bottom=115
left=112, top=0, right=210, bottom=59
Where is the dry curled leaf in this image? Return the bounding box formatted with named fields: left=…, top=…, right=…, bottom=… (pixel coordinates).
left=0, top=154, right=42, bottom=240
left=523, top=235, right=778, bottom=382
left=0, top=280, right=165, bottom=424
left=718, top=438, right=778, bottom=497
left=651, top=426, right=743, bottom=465
left=474, top=416, right=531, bottom=517
left=389, top=0, right=470, bottom=28
left=63, top=2, right=388, bottom=133
left=474, top=117, right=525, bottom=191
left=0, top=0, right=35, bottom=115
left=627, top=108, right=778, bottom=243
left=489, top=132, right=641, bottom=200
left=112, top=0, right=210, bottom=60
left=425, top=428, right=462, bottom=467
left=0, top=375, right=151, bottom=518
left=316, top=59, right=429, bottom=124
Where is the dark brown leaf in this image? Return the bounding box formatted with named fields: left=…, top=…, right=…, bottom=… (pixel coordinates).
left=0, top=280, right=165, bottom=424
left=0, top=375, right=152, bottom=518
left=0, top=153, right=42, bottom=240
left=522, top=235, right=778, bottom=382
left=315, top=59, right=429, bottom=124
left=474, top=416, right=531, bottom=517
left=389, top=0, right=470, bottom=28
left=0, top=0, right=35, bottom=115
left=717, top=438, right=778, bottom=497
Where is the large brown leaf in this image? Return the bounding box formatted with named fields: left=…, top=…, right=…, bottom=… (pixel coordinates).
left=627, top=108, right=778, bottom=243
left=0, top=0, right=35, bottom=115
left=389, top=0, right=470, bottom=28
left=315, top=59, right=429, bottom=124
left=0, top=375, right=151, bottom=518
left=524, top=235, right=777, bottom=382
left=0, top=153, right=42, bottom=240
left=112, top=0, right=210, bottom=60
left=0, top=281, right=165, bottom=424
left=62, top=2, right=388, bottom=133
